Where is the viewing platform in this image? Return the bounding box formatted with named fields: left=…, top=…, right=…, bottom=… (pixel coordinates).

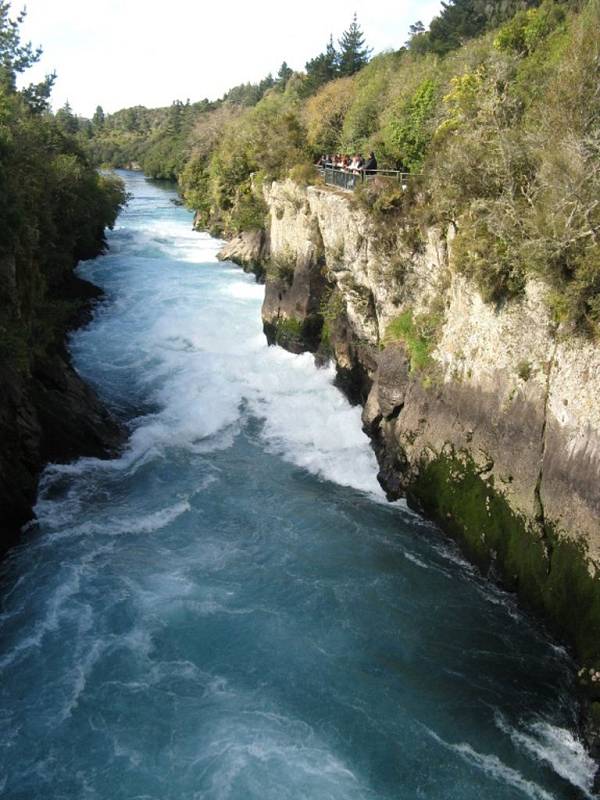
left=317, top=165, right=414, bottom=191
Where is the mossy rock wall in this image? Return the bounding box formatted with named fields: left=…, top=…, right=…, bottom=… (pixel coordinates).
left=263, top=315, right=323, bottom=354
left=409, top=451, right=600, bottom=678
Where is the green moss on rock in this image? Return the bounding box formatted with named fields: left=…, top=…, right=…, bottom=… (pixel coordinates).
left=408, top=450, right=600, bottom=670
left=264, top=315, right=324, bottom=354
left=383, top=309, right=441, bottom=372
left=274, top=317, right=303, bottom=347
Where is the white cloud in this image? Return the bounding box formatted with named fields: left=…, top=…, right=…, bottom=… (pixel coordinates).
left=17, top=0, right=443, bottom=116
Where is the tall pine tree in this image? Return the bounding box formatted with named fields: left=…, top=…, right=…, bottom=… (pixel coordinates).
left=92, top=104, right=105, bottom=130
left=55, top=100, right=79, bottom=134
left=277, top=61, right=293, bottom=88
left=0, top=2, right=54, bottom=110
left=302, top=35, right=339, bottom=97
left=338, top=14, right=371, bottom=76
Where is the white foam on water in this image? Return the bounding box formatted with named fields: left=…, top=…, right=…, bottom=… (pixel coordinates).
left=0, top=564, right=85, bottom=669
left=222, top=280, right=265, bottom=301
left=402, top=550, right=431, bottom=570
left=41, top=185, right=387, bottom=507
left=243, top=349, right=384, bottom=498
left=495, top=713, right=598, bottom=796
left=84, top=500, right=190, bottom=537
left=426, top=728, right=556, bottom=800
left=56, top=635, right=107, bottom=723
left=0, top=538, right=119, bottom=675
left=101, top=499, right=191, bottom=535
left=452, top=744, right=555, bottom=800
left=196, top=714, right=371, bottom=800
left=109, top=217, right=223, bottom=264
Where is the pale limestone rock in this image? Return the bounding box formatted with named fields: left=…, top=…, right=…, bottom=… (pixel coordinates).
left=261, top=178, right=600, bottom=574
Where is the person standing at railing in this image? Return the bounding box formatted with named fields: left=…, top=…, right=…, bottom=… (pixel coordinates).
left=348, top=154, right=361, bottom=189
left=363, top=151, right=377, bottom=175
left=349, top=154, right=364, bottom=174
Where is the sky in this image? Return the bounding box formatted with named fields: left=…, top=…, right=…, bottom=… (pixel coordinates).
left=17, top=0, right=443, bottom=117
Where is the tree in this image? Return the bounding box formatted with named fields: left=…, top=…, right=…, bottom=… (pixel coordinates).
left=55, top=100, right=79, bottom=134
left=79, top=118, right=93, bottom=139
left=20, top=72, right=55, bottom=113
left=165, top=99, right=184, bottom=136
left=258, top=73, right=275, bottom=98
left=305, top=76, right=356, bottom=153
left=405, top=20, right=425, bottom=48
left=222, top=73, right=275, bottom=107
left=92, top=104, right=105, bottom=130
left=338, top=13, right=372, bottom=76
left=277, top=61, right=293, bottom=88
left=0, top=2, right=40, bottom=88
left=302, top=35, right=339, bottom=96
left=0, top=3, right=53, bottom=110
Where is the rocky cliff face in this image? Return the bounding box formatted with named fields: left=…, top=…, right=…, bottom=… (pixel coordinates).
left=216, top=229, right=270, bottom=282
left=220, top=178, right=600, bottom=752
left=0, top=277, right=125, bottom=555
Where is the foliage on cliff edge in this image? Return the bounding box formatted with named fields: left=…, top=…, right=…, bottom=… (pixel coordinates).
left=0, top=4, right=126, bottom=373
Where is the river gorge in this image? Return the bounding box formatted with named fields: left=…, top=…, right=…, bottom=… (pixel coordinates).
left=0, top=172, right=597, bottom=799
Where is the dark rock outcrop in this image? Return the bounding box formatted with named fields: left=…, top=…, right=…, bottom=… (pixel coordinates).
left=0, top=277, right=125, bottom=555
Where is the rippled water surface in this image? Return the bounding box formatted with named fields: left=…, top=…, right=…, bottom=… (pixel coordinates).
left=0, top=172, right=596, bottom=799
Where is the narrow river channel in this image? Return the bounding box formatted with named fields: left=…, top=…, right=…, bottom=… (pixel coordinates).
left=0, top=171, right=595, bottom=800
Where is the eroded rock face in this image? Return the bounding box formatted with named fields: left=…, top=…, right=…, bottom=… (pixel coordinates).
left=0, top=279, right=125, bottom=554
left=259, top=180, right=600, bottom=563
left=216, top=229, right=270, bottom=282
left=246, top=179, right=600, bottom=727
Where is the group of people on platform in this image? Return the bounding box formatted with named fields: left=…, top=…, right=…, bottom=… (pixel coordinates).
left=317, top=151, right=378, bottom=175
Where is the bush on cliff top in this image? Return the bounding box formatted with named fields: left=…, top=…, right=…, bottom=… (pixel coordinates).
left=428, top=0, right=600, bottom=331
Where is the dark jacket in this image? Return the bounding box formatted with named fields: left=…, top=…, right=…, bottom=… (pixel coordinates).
left=364, top=155, right=377, bottom=174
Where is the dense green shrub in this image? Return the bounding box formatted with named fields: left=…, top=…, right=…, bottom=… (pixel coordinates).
left=425, top=0, right=600, bottom=327
left=383, top=309, right=442, bottom=371
left=352, top=176, right=407, bottom=219
left=384, top=78, right=438, bottom=171
left=340, top=55, right=395, bottom=153
left=451, top=210, right=527, bottom=304
left=304, top=77, right=356, bottom=154
left=228, top=181, right=269, bottom=233
left=494, top=0, right=567, bottom=54
left=408, top=0, right=540, bottom=56
left=288, top=163, right=320, bottom=186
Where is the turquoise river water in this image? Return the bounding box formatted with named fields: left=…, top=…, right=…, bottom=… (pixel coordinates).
left=0, top=172, right=597, bottom=799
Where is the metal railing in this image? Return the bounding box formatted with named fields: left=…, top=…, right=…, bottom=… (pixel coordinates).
left=317, top=165, right=414, bottom=191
